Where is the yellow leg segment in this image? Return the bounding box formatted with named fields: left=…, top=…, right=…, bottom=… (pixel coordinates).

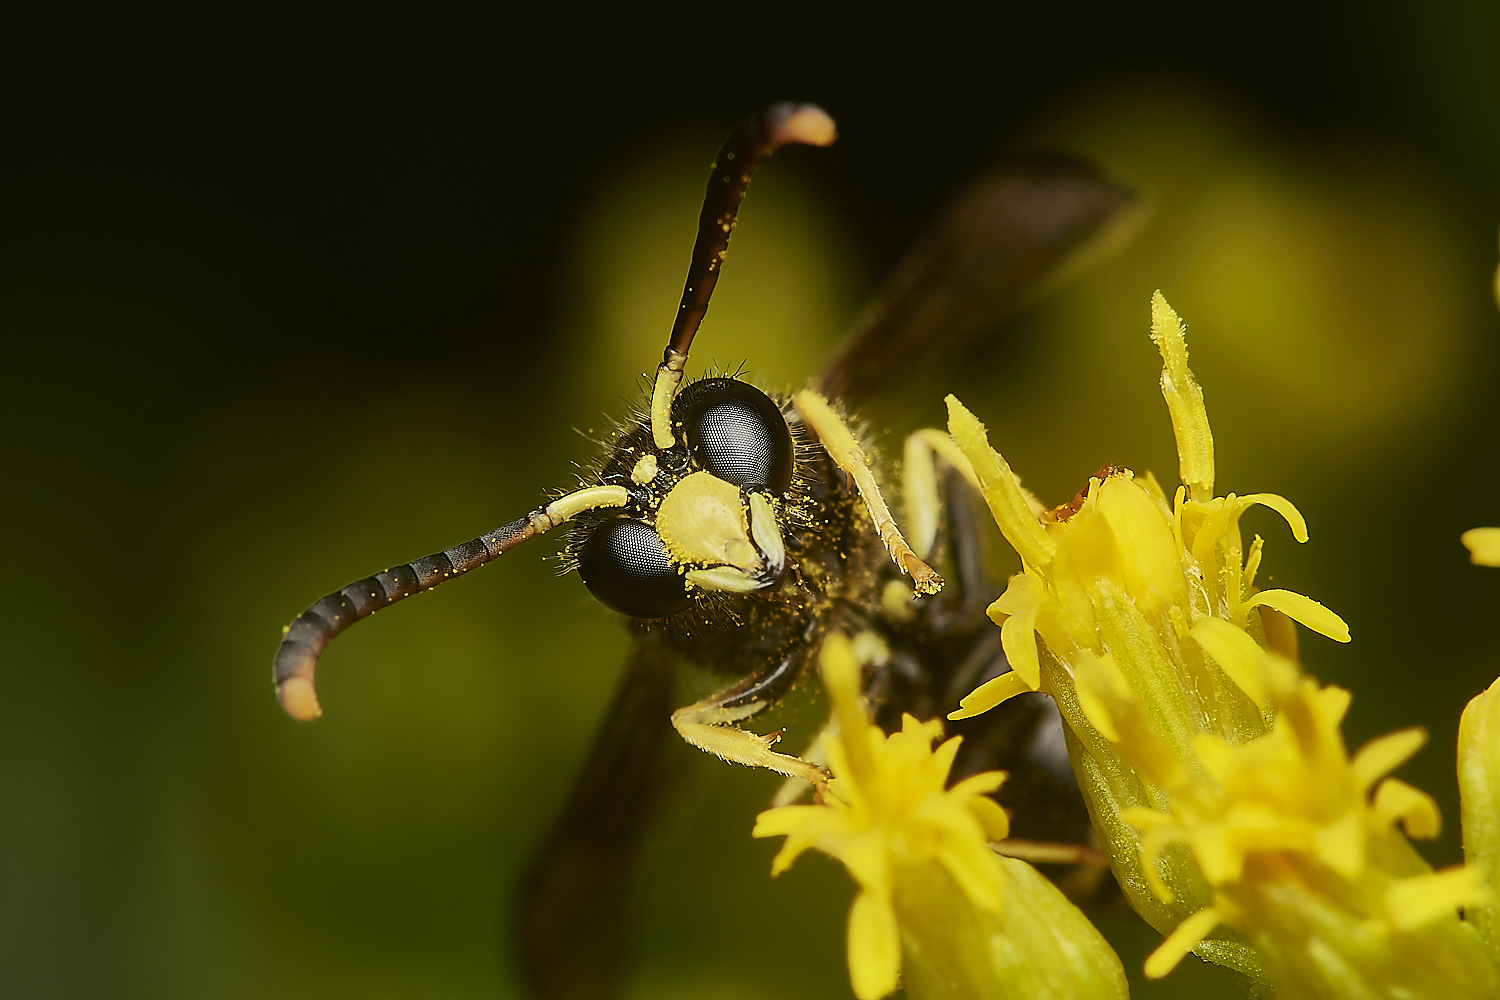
left=901, top=425, right=1047, bottom=560
left=769, top=729, right=831, bottom=807
left=671, top=697, right=830, bottom=789
left=792, top=390, right=943, bottom=595
left=669, top=629, right=894, bottom=792
left=901, top=427, right=982, bottom=561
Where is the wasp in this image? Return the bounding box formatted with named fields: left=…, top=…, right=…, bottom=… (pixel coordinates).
left=272, top=103, right=1132, bottom=999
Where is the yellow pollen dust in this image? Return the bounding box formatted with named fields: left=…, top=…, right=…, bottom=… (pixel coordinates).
left=630, top=453, right=658, bottom=484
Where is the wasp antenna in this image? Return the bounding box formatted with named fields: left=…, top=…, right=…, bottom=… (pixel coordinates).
left=273, top=485, right=629, bottom=720
left=650, top=102, right=837, bottom=449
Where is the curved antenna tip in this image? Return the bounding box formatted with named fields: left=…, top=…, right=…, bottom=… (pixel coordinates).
left=772, top=104, right=837, bottom=148
left=278, top=677, right=323, bottom=721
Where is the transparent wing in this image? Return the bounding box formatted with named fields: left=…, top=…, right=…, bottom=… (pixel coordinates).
left=514, top=630, right=683, bottom=1000
left=818, top=152, right=1135, bottom=403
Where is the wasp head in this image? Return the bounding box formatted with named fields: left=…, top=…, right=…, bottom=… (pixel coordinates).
left=572, top=376, right=801, bottom=619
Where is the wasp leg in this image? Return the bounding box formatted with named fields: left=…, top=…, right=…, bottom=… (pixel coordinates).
left=901, top=427, right=982, bottom=562
left=768, top=730, right=830, bottom=807
left=792, top=389, right=943, bottom=595
left=670, top=714, right=828, bottom=787
left=670, top=646, right=829, bottom=789
left=900, top=426, right=1049, bottom=562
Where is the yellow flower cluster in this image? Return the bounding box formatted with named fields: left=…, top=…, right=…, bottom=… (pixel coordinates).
left=942, top=291, right=1500, bottom=995
left=949, top=294, right=1346, bottom=728
left=1120, top=654, right=1495, bottom=992
left=753, top=632, right=1126, bottom=1000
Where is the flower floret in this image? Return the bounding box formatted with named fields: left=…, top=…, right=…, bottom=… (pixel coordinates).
left=753, top=632, right=1125, bottom=999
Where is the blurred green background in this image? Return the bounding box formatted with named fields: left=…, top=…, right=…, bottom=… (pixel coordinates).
left=6, top=4, right=1500, bottom=997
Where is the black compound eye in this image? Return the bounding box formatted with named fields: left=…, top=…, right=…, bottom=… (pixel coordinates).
left=578, top=519, right=691, bottom=619
left=681, top=378, right=793, bottom=493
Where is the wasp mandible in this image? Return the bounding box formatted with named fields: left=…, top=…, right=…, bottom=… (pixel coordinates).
left=272, top=102, right=1133, bottom=999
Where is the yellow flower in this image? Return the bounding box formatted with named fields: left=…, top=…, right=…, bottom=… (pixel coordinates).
left=949, top=292, right=1346, bottom=727
left=945, top=291, right=1499, bottom=995
left=1121, top=655, right=1496, bottom=994
left=1462, top=527, right=1500, bottom=567
left=752, top=632, right=1126, bottom=1000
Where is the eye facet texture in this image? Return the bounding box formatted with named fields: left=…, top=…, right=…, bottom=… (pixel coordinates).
left=682, top=378, right=793, bottom=493
left=579, top=519, right=691, bottom=619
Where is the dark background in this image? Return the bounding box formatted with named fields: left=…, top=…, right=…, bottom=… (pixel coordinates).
left=6, top=4, right=1500, bottom=997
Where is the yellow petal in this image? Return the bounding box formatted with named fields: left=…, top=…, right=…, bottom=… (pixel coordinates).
left=945, top=395, right=1056, bottom=570
left=937, top=840, right=1005, bottom=913
left=1190, top=731, right=1239, bottom=782
left=1189, top=616, right=1270, bottom=706
left=1385, top=866, right=1493, bottom=932
left=823, top=739, right=853, bottom=799
left=847, top=889, right=902, bottom=999
left=1219, top=808, right=1316, bottom=873
left=821, top=633, right=878, bottom=785
left=930, top=839, right=1002, bottom=917
left=947, top=770, right=1008, bottom=801
left=1130, top=822, right=1186, bottom=904
left=899, top=712, right=947, bottom=747
left=988, top=576, right=1049, bottom=690
left=950, top=669, right=1032, bottom=721
left=989, top=571, right=1047, bottom=617
left=1313, top=682, right=1352, bottom=728
left=1462, top=527, right=1500, bottom=566
left=1349, top=727, right=1427, bottom=790
left=1096, top=474, right=1189, bottom=610
left=840, top=832, right=893, bottom=898
left=1243, top=534, right=1264, bottom=591
left=1192, top=822, right=1244, bottom=884
left=914, top=792, right=988, bottom=844
left=1459, top=676, right=1500, bottom=962
left=1236, top=493, right=1310, bottom=543
left=1312, top=810, right=1366, bottom=880
left=1074, top=654, right=1123, bottom=743
left=1051, top=506, right=1126, bottom=623
left=926, top=730, right=963, bottom=784
left=965, top=793, right=1012, bottom=843
left=1185, top=497, right=1238, bottom=577
left=1144, top=906, right=1223, bottom=979
left=1150, top=291, right=1215, bottom=502
left=752, top=804, right=823, bottom=839
left=1118, top=806, right=1173, bottom=832
left=1139, top=468, right=1172, bottom=507
left=1373, top=777, right=1442, bottom=839
left=763, top=809, right=853, bottom=876
left=1246, top=589, right=1351, bottom=643
left=767, top=825, right=824, bottom=877
left=999, top=612, right=1044, bottom=691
